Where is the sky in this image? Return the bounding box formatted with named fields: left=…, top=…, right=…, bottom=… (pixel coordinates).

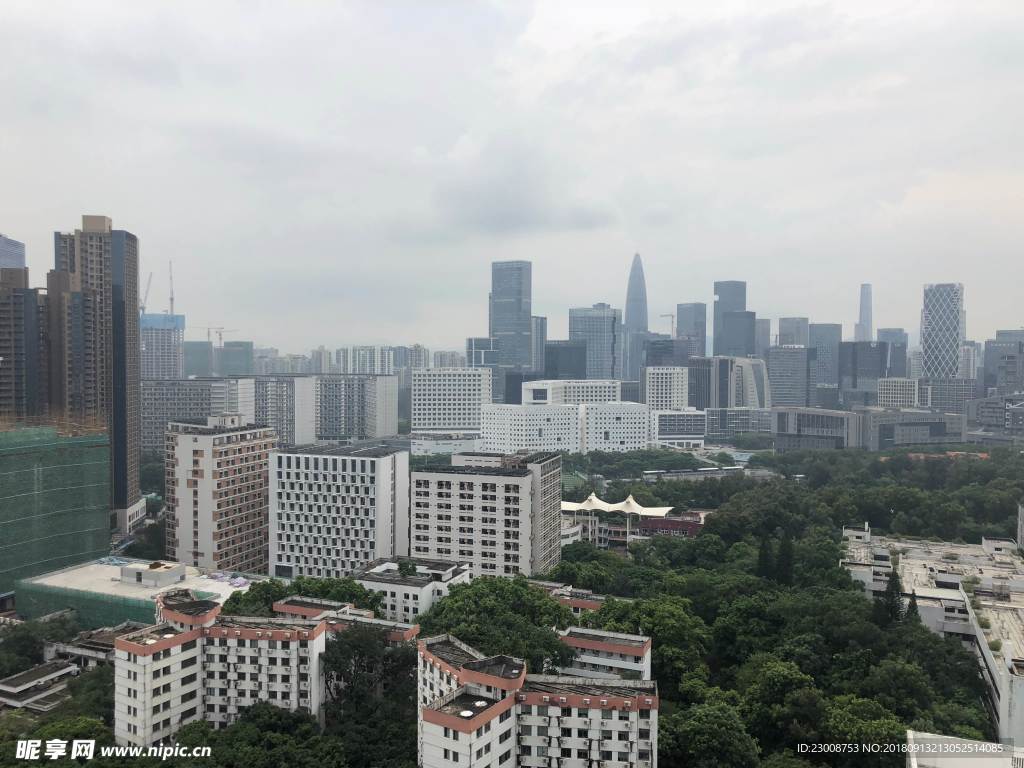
left=1, top=0, right=1021, bottom=352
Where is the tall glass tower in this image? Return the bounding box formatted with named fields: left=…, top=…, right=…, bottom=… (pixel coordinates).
left=488, top=261, right=532, bottom=369
left=920, top=283, right=964, bottom=378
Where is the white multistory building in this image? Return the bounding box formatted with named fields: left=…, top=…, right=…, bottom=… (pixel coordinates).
left=580, top=402, right=650, bottom=452
left=521, top=379, right=620, bottom=406
left=877, top=377, right=923, bottom=409
left=556, top=627, right=653, bottom=680
left=269, top=444, right=410, bottom=579
left=417, top=633, right=658, bottom=768
left=314, top=374, right=398, bottom=441
left=140, top=377, right=256, bottom=453
left=642, top=367, right=689, bottom=411
left=354, top=558, right=472, bottom=622
left=480, top=404, right=581, bottom=454
left=254, top=376, right=317, bottom=445
left=140, top=314, right=185, bottom=380
left=411, top=452, right=561, bottom=578
left=650, top=409, right=706, bottom=449
left=412, top=368, right=493, bottom=434
left=165, top=415, right=277, bottom=574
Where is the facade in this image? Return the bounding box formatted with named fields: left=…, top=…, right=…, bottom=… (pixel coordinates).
left=643, top=338, right=694, bottom=368
left=642, top=367, right=688, bottom=411
left=569, top=303, right=622, bottom=380
left=858, top=408, right=965, bottom=451
left=412, top=368, right=493, bottom=434
left=838, top=341, right=892, bottom=406
left=269, top=444, right=410, bottom=579
left=705, top=407, right=772, bottom=442
left=411, top=452, right=561, bottom=578
left=712, top=280, right=746, bottom=356
left=315, top=374, right=398, bottom=441
left=920, top=377, right=977, bottom=415
left=219, top=341, right=254, bottom=376
left=254, top=375, right=317, bottom=445
left=480, top=404, right=582, bottom=454
left=772, top=407, right=861, bottom=451
left=766, top=346, right=818, bottom=407
left=877, top=377, right=921, bottom=409
left=544, top=341, right=588, bottom=380
left=877, top=327, right=909, bottom=377
left=140, top=313, right=185, bottom=380
left=921, top=283, right=965, bottom=378
left=650, top=409, right=706, bottom=449
left=0, top=233, right=26, bottom=268
left=719, top=310, right=756, bottom=357
left=778, top=317, right=809, bottom=347
left=52, top=215, right=144, bottom=533
left=523, top=379, right=620, bottom=406
left=164, top=415, right=276, bottom=574
left=754, top=318, right=771, bottom=359
left=0, top=427, right=111, bottom=598
left=489, top=261, right=533, bottom=370
left=808, top=322, right=842, bottom=387
left=530, top=316, right=547, bottom=373
left=556, top=627, right=653, bottom=680
left=141, top=377, right=256, bottom=453
left=343, top=345, right=396, bottom=375
left=183, top=341, right=214, bottom=377
left=855, top=283, right=873, bottom=342
left=580, top=403, right=651, bottom=453
left=355, top=558, right=471, bottom=622
left=417, top=634, right=658, bottom=768
left=433, top=350, right=466, bottom=368
left=0, top=266, right=48, bottom=420
left=983, top=338, right=1024, bottom=394
left=676, top=302, right=706, bottom=355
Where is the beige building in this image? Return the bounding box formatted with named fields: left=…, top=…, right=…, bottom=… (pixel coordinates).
left=165, top=414, right=277, bottom=574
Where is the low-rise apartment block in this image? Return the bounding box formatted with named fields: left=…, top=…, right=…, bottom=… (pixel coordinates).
left=354, top=557, right=472, bottom=622
left=522, top=379, right=621, bottom=406
left=556, top=627, right=653, bottom=680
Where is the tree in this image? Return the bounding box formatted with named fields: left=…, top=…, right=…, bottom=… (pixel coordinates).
left=659, top=704, right=760, bottom=768
left=397, top=559, right=417, bottom=578
left=756, top=537, right=775, bottom=580
left=874, top=569, right=904, bottom=627
left=775, top=534, right=794, bottom=586
left=219, top=577, right=381, bottom=617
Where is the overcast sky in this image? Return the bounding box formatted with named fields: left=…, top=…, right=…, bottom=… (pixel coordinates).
left=2, top=0, right=1021, bottom=352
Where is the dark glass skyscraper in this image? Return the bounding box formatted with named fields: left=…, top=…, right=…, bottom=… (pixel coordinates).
left=877, top=328, right=909, bottom=377
left=720, top=310, right=756, bottom=357
left=713, top=281, right=746, bottom=355
left=839, top=341, right=892, bottom=406
left=489, top=261, right=532, bottom=369
left=544, top=340, right=587, bottom=380
left=676, top=302, right=707, bottom=355
left=809, top=323, right=843, bottom=386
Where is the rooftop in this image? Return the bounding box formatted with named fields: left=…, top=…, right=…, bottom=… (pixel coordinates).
left=425, top=637, right=484, bottom=669
left=463, top=655, right=525, bottom=680
left=0, top=661, right=76, bottom=691
left=434, top=691, right=504, bottom=720
left=355, top=558, right=468, bottom=587
left=563, top=628, right=649, bottom=649
left=522, top=676, right=657, bottom=698
left=118, top=623, right=184, bottom=647
left=415, top=465, right=531, bottom=478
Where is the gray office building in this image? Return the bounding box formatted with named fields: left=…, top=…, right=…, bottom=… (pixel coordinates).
left=767, top=346, right=818, bottom=407
left=713, top=281, right=746, bottom=355
left=489, top=261, right=532, bottom=369
left=838, top=341, right=892, bottom=407
left=569, top=303, right=623, bottom=379
left=877, top=328, right=909, bottom=377
left=544, top=340, right=587, bottom=380
left=778, top=318, right=810, bottom=348
left=0, top=234, right=26, bottom=269
left=530, top=316, right=547, bottom=373
left=755, top=318, right=772, bottom=359
left=677, top=302, right=707, bottom=355
left=809, top=323, right=843, bottom=386
left=184, top=341, right=215, bottom=377
left=720, top=310, right=756, bottom=357
left=220, top=340, right=255, bottom=376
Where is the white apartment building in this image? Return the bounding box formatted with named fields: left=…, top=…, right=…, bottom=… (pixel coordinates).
left=254, top=376, right=317, bottom=445
left=315, top=374, right=398, bottom=441
left=556, top=627, right=653, bottom=680
left=580, top=402, right=650, bottom=453
left=354, top=558, right=472, bottom=622
left=412, top=368, right=492, bottom=434
left=878, top=377, right=923, bottom=409
left=411, top=453, right=562, bottom=578
left=418, top=635, right=658, bottom=768
left=642, top=367, right=688, bottom=411
left=140, top=314, right=185, bottom=380
left=522, top=379, right=620, bottom=406
left=164, top=415, right=277, bottom=574
left=269, top=444, right=410, bottom=579
left=141, top=377, right=256, bottom=453
left=114, top=589, right=418, bottom=748
left=650, top=409, right=706, bottom=450
left=480, top=404, right=581, bottom=454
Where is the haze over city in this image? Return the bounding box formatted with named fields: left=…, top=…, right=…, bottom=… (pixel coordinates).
left=2, top=0, right=1021, bottom=350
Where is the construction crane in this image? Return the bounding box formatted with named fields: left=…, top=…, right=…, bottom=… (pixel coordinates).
left=197, top=327, right=238, bottom=346
left=168, top=261, right=175, bottom=316
left=140, top=272, right=153, bottom=315
left=660, top=313, right=675, bottom=337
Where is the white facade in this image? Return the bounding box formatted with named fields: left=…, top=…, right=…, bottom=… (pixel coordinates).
left=411, top=453, right=561, bottom=578
left=522, top=379, right=620, bottom=406
left=254, top=376, right=317, bottom=445
left=480, top=404, right=581, bottom=453
left=556, top=627, right=653, bottom=680
left=878, top=377, right=922, bottom=409
left=580, top=402, right=651, bottom=453
left=412, top=368, right=492, bottom=434
left=642, top=367, right=689, bottom=411
left=269, top=445, right=410, bottom=579
left=650, top=409, right=706, bottom=449
left=355, top=558, right=472, bottom=622
left=164, top=415, right=277, bottom=574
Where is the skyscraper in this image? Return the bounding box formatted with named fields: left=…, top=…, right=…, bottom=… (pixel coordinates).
left=52, top=216, right=143, bottom=533
left=767, top=346, right=818, bottom=407
left=755, top=318, right=772, bottom=358
left=140, top=313, right=185, bottom=379
left=0, top=266, right=47, bottom=420
left=0, top=234, right=26, bottom=269
left=855, top=284, right=873, bottom=342
left=489, top=260, right=532, bottom=369
left=544, top=340, right=587, bottom=380
left=530, top=316, right=547, bottom=373
left=184, top=340, right=215, bottom=377
left=778, top=317, right=810, bottom=347
left=877, top=328, right=909, bottom=377
left=720, top=310, right=756, bottom=357
left=809, top=323, right=843, bottom=386
left=623, top=254, right=648, bottom=380
left=838, top=341, right=892, bottom=406
left=569, top=303, right=623, bottom=379
left=921, top=283, right=965, bottom=378
left=676, top=302, right=707, bottom=354
left=713, top=280, right=746, bottom=355
left=220, top=340, right=255, bottom=376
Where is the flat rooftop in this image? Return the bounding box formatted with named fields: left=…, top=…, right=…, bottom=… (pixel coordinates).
left=0, top=661, right=75, bottom=690
left=427, top=639, right=483, bottom=669
left=463, top=655, right=525, bottom=680
left=416, top=466, right=531, bottom=478
left=20, top=558, right=252, bottom=605
left=522, top=676, right=657, bottom=698
left=434, top=691, right=503, bottom=720
left=564, top=628, right=649, bottom=648
left=279, top=443, right=402, bottom=458
left=120, top=624, right=183, bottom=646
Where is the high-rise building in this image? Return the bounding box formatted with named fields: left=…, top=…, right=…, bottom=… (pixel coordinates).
left=855, top=283, right=873, bottom=342
left=254, top=375, right=317, bottom=445
left=183, top=340, right=215, bottom=377
left=676, top=302, right=707, bottom=355
left=0, top=266, right=48, bottom=421
left=220, top=340, right=254, bottom=376
left=466, top=336, right=502, bottom=401
left=778, top=317, right=810, bottom=347
left=522, top=379, right=620, bottom=405
left=0, top=426, right=111, bottom=598
left=569, top=303, right=623, bottom=379
left=877, top=328, right=909, bottom=377
left=432, top=350, right=466, bottom=368
left=309, top=346, right=333, bottom=374
left=269, top=444, right=410, bottom=578
left=644, top=338, right=696, bottom=367
left=489, top=261, right=532, bottom=369
left=411, top=452, right=561, bottom=577
left=315, top=374, right=398, bottom=441
left=52, top=215, right=143, bottom=533
left=623, top=254, right=649, bottom=381
left=720, top=310, right=756, bottom=357
left=838, top=341, right=893, bottom=407
left=713, top=280, right=746, bottom=355
left=921, top=283, right=965, bottom=378
left=165, top=415, right=276, bottom=574
left=140, top=313, right=185, bottom=379
left=809, top=323, right=843, bottom=387
left=344, top=345, right=395, bottom=375
left=958, top=341, right=982, bottom=381
left=767, top=347, right=818, bottom=407
left=543, top=340, right=587, bottom=380
left=754, top=318, right=772, bottom=359
left=0, top=234, right=26, bottom=269
left=877, top=378, right=923, bottom=409
left=141, top=377, right=256, bottom=453
left=530, top=316, right=547, bottom=373
left=411, top=368, right=492, bottom=434
left=643, top=367, right=689, bottom=410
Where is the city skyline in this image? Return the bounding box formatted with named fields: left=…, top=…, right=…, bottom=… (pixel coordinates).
left=2, top=2, right=1021, bottom=350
